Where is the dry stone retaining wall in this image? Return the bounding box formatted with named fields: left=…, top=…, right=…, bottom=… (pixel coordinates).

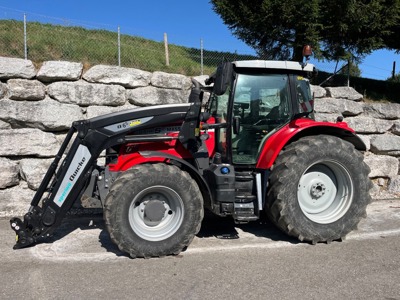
left=312, top=85, right=400, bottom=199
left=0, top=56, right=399, bottom=217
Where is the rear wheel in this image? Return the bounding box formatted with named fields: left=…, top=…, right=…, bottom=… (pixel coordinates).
left=104, top=164, right=203, bottom=258
left=266, top=135, right=372, bottom=243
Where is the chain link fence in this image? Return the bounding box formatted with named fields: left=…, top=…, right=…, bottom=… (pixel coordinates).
left=0, top=11, right=344, bottom=77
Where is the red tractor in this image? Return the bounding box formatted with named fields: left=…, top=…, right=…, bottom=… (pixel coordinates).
left=10, top=57, right=371, bottom=258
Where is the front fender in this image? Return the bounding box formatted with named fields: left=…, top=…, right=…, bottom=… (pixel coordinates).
left=109, top=150, right=213, bottom=209
left=256, top=118, right=365, bottom=169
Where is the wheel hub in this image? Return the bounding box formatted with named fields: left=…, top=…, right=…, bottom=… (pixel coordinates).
left=310, top=182, right=326, bottom=199
left=144, top=200, right=166, bottom=222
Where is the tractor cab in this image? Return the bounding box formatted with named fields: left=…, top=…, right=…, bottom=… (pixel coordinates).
left=205, top=60, right=315, bottom=165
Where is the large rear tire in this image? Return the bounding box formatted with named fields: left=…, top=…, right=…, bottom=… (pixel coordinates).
left=104, top=164, right=203, bottom=258
left=266, top=135, right=372, bottom=243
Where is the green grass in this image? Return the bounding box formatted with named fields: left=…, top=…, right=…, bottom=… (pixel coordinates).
left=0, top=20, right=258, bottom=76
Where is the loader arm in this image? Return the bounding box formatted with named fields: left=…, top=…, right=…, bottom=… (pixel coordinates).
left=10, top=101, right=201, bottom=249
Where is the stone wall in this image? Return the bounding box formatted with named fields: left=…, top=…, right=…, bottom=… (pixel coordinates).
left=312, top=85, right=400, bottom=200
left=0, top=56, right=399, bottom=217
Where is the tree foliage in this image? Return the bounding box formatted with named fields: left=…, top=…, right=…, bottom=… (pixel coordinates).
left=339, top=61, right=362, bottom=77
left=387, top=72, right=400, bottom=82
left=210, top=0, right=400, bottom=61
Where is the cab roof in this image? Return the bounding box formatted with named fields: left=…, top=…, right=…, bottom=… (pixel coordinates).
left=233, top=60, right=314, bottom=73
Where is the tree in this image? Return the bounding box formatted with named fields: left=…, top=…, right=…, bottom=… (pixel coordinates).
left=210, top=0, right=400, bottom=62
left=387, top=73, right=400, bottom=82
left=320, top=0, right=400, bottom=59
left=339, top=61, right=362, bottom=77
left=383, top=23, right=400, bottom=50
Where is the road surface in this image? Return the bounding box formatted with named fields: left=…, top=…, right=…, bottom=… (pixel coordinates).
left=1, top=200, right=399, bottom=299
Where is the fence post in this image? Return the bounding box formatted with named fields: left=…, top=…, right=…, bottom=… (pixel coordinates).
left=200, top=38, right=204, bottom=76
left=23, top=13, right=27, bottom=60
left=117, top=26, right=121, bottom=67
left=392, top=61, right=396, bottom=79
left=164, top=33, right=169, bottom=66
left=347, top=58, right=351, bottom=87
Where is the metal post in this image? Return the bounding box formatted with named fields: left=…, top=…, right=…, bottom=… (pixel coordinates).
left=200, top=38, right=204, bottom=76
left=117, top=26, right=121, bottom=67
left=23, top=13, right=27, bottom=60
left=347, top=58, right=351, bottom=87
left=164, top=33, right=169, bottom=66
left=392, top=61, right=396, bottom=79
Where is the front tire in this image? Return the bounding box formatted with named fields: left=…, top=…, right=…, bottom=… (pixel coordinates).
left=266, top=135, right=372, bottom=243
left=104, top=164, right=204, bottom=258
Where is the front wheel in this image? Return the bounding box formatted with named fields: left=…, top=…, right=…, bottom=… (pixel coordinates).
left=266, top=135, right=372, bottom=243
left=104, top=164, right=204, bottom=258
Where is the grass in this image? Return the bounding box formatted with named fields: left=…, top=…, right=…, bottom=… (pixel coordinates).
left=0, top=19, right=259, bottom=76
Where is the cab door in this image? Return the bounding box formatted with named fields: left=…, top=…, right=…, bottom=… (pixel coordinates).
left=231, top=73, right=292, bottom=165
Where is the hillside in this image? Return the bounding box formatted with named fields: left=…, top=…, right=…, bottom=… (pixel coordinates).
left=0, top=20, right=258, bottom=75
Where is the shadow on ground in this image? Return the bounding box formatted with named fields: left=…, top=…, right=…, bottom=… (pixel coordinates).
left=48, top=213, right=127, bottom=257
left=198, top=210, right=300, bottom=244
left=44, top=209, right=300, bottom=258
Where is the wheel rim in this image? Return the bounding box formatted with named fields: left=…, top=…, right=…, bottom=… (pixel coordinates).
left=128, top=186, right=184, bottom=241
left=297, top=161, right=354, bottom=224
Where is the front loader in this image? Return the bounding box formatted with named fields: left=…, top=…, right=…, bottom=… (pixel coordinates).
left=10, top=53, right=372, bottom=258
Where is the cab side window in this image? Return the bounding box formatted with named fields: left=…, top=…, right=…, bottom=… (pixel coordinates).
left=232, top=74, right=291, bottom=164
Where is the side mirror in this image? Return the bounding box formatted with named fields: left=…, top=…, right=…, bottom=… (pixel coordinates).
left=233, top=116, right=241, bottom=135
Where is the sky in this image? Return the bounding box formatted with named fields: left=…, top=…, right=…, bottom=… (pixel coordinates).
left=0, top=0, right=398, bottom=80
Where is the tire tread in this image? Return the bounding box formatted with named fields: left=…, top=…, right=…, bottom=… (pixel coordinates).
left=104, top=163, right=203, bottom=258
left=266, top=135, right=372, bottom=243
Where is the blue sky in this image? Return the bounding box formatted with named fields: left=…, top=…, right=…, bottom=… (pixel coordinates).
left=0, top=0, right=398, bottom=80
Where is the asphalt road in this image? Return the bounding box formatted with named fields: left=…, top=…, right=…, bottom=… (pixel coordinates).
left=1, top=200, right=400, bottom=300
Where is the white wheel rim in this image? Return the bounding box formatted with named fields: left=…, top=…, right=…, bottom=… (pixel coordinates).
left=297, top=161, right=354, bottom=224
left=128, top=186, right=184, bottom=241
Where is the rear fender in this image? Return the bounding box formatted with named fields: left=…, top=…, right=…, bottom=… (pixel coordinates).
left=256, top=118, right=366, bottom=169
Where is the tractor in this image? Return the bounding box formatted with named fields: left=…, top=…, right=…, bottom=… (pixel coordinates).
left=10, top=51, right=371, bottom=258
